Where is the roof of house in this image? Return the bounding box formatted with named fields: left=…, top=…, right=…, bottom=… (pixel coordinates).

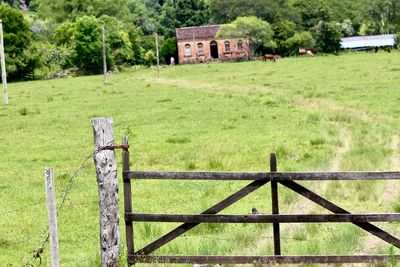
left=341, top=34, right=396, bottom=49
left=176, top=25, right=221, bottom=41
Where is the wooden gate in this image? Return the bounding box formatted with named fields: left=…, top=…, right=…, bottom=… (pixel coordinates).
left=121, top=136, right=400, bottom=265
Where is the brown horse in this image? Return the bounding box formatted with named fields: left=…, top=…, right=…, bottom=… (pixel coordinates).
left=263, top=54, right=282, bottom=62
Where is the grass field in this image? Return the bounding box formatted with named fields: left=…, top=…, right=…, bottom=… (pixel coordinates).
left=1, top=52, right=400, bottom=266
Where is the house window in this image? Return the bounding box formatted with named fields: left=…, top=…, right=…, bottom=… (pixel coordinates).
left=197, top=43, right=204, bottom=55
left=237, top=41, right=243, bottom=52
left=184, top=44, right=191, bottom=56
left=224, top=41, right=231, bottom=52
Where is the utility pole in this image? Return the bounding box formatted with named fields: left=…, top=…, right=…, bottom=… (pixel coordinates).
left=0, top=20, right=8, bottom=105
left=155, top=32, right=160, bottom=79
left=102, top=21, right=107, bottom=84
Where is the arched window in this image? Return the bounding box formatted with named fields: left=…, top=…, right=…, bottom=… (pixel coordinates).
left=184, top=44, right=191, bottom=56
left=224, top=41, right=231, bottom=52
left=197, top=42, right=204, bottom=55
left=237, top=40, right=243, bottom=52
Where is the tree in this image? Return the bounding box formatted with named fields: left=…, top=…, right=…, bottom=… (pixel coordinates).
left=36, top=0, right=130, bottom=23
left=395, top=32, right=400, bottom=44
left=360, top=0, right=400, bottom=34
left=293, top=0, right=332, bottom=30
left=216, top=16, right=273, bottom=57
left=286, top=31, right=315, bottom=55
left=72, top=16, right=102, bottom=73
left=312, top=21, right=343, bottom=53
left=272, top=19, right=296, bottom=55
left=160, top=37, right=177, bottom=64
left=0, top=3, right=37, bottom=80
left=159, top=0, right=209, bottom=38
left=210, top=0, right=298, bottom=25
left=128, top=0, right=162, bottom=35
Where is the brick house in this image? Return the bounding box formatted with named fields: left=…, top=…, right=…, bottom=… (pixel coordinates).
left=175, top=25, right=249, bottom=64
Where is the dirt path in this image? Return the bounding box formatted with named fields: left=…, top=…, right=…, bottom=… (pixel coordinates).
left=330, top=128, right=352, bottom=171
left=362, top=135, right=399, bottom=252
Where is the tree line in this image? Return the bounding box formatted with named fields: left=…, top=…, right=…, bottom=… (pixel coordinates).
left=1, top=0, right=400, bottom=81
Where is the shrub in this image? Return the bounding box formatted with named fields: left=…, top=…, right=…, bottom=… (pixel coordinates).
left=143, top=50, right=156, bottom=67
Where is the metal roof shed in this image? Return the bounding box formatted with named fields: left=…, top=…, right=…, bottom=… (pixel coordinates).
left=341, top=34, right=396, bottom=49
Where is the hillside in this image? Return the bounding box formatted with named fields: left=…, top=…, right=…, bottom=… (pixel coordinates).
left=1, top=52, right=400, bottom=266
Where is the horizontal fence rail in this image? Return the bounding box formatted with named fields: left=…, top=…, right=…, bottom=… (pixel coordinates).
left=126, top=213, right=400, bottom=223
left=128, top=255, right=400, bottom=265
left=125, top=171, right=400, bottom=181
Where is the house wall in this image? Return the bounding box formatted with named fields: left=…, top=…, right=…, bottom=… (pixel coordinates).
left=177, top=38, right=249, bottom=64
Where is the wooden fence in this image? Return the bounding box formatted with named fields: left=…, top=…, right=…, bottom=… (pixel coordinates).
left=121, top=136, right=400, bottom=265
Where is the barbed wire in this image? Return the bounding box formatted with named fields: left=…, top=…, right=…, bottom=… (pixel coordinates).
left=21, top=141, right=115, bottom=267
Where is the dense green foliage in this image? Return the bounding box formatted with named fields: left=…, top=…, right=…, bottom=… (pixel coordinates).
left=1, top=0, right=400, bottom=80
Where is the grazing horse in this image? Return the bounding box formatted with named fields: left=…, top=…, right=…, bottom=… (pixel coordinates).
left=263, top=54, right=282, bottom=62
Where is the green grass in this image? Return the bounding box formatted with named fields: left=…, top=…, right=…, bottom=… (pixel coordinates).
left=1, top=51, right=400, bottom=266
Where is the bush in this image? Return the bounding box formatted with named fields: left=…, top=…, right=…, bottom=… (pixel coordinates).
left=143, top=50, right=156, bottom=67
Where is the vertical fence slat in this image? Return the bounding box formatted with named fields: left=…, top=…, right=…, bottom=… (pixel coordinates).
left=122, top=135, right=135, bottom=256
left=270, top=153, right=281, bottom=255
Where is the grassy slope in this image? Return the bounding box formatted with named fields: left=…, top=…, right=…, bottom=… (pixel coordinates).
left=1, top=52, right=399, bottom=266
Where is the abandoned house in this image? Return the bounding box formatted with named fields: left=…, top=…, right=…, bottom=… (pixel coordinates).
left=175, top=25, right=249, bottom=64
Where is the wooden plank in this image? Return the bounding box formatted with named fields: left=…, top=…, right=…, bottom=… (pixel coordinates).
left=280, top=181, right=400, bottom=248
left=135, top=179, right=270, bottom=255
left=125, top=213, right=400, bottom=223
left=128, top=254, right=400, bottom=264
left=92, top=118, right=120, bottom=267
left=122, top=136, right=134, bottom=256
left=126, top=171, right=400, bottom=181
left=270, top=153, right=281, bottom=255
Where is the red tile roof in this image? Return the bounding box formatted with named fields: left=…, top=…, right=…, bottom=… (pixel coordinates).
left=176, top=25, right=221, bottom=41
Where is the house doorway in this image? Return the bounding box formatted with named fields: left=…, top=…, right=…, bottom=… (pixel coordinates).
left=210, top=41, right=218, bottom=59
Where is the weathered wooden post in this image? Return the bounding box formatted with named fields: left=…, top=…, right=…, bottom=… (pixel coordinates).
left=122, top=135, right=135, bottom=257
left=0, top=20, right=8, bottom=105
left=92, top=118, right=120, bottom=267
left=44, top=168, right=60, bottom=267
left=102, top=21, right=107, bottom=84
left=270, top=152, right=281, bottom=255
left=155, top=32, right=160, bottom=79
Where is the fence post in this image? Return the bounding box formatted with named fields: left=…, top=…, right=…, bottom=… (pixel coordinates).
left=92, top=118, right=120, bottom=267
left=122, top=135, right=135, bottom=256
left=270, top=152, right=281, bottom=255
left=155, top=32, right=160, bottom=79
left=0, top=20, right=8, bottom=105
left=102, top=21, right=107, bottom=84
left=44, top=168, right=60, bottom=267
